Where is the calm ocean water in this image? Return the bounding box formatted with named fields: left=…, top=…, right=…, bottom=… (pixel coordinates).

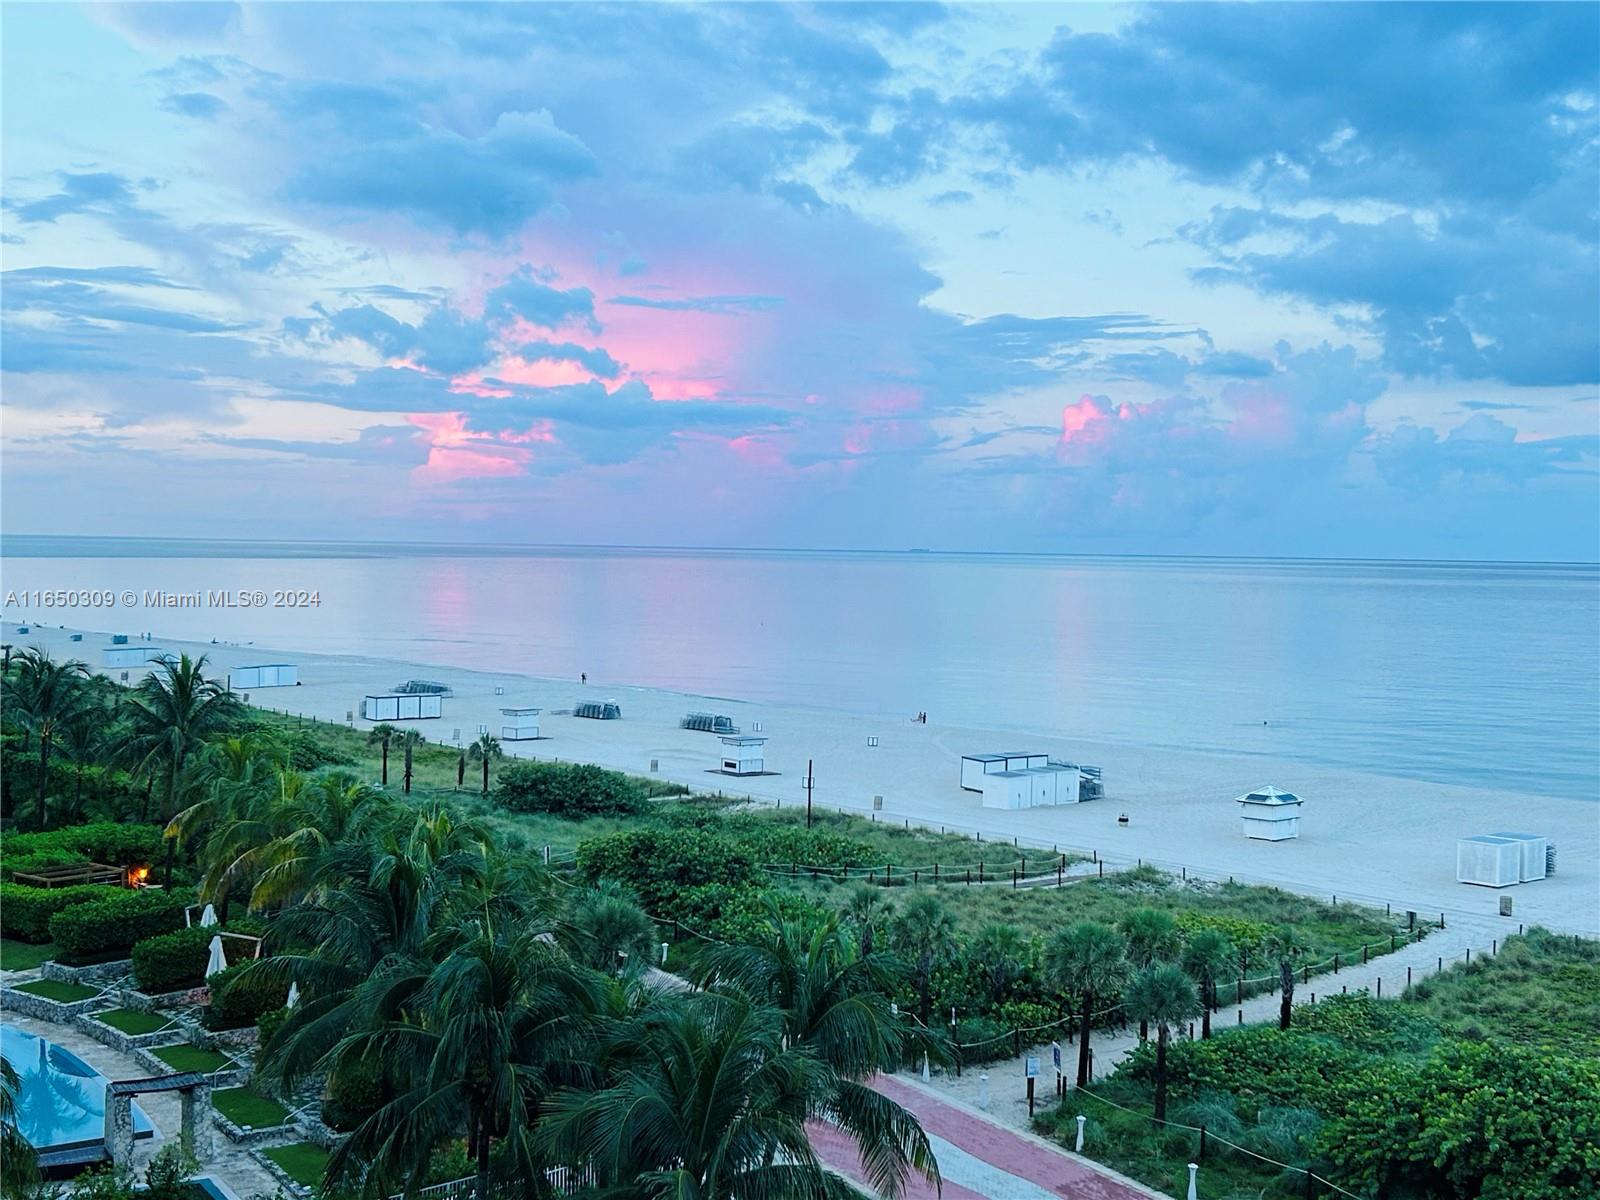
left=3, top=539, right=1596, bottom=801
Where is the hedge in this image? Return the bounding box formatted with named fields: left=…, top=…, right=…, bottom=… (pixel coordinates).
left=132, top=926, right=214, bottom=993
left=205, top=962, right=289, bottom=1030
left=48, top=888, right=192, bottom=963
left=0, top=882, right=116, bottom=942
left=2, top=822, right=165, bottom=868
left=494, top=760, right=648, bottom=817
left=576, top=828, right=757, bottom=916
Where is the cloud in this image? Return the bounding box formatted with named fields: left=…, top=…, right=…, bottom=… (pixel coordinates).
left=609, top=293, right=783, bottom=315
left=6, top=172, right=144, bottom=224
left=518, top=341, right=622, bottom=379
left=1375, top=413, right=1598, bottom=487
left=282, top=105, right=598, bottom=235
left=160, top=91, right=228, bottom=119
left=205, top=424, right=432, bottom=465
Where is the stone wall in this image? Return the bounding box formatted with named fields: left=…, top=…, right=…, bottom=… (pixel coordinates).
left=0, top=984, right=106, bottom=1022
left=74, top=1009, right=192, bottom=1054
left=116, top=983, right=211, bottom=1011
left=41, top=957, right=132, bottom=985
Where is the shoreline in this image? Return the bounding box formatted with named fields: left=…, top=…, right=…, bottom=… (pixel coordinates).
left=7, top=619, right=1598, bottom=935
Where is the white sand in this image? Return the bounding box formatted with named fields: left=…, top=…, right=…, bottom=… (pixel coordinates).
left=8, top=620, right=1597, bottom=935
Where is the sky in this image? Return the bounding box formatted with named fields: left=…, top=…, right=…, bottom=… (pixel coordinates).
left=1, top=2, right=1597, bottom=560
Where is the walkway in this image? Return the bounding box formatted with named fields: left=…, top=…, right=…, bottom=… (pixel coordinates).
left=813, top=1073, right=1161, bottom=1200
left=921, top=911, right=1508, bottom=1132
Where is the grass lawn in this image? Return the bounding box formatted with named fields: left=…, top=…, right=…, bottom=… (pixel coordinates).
left=93, top=1007, right=175, bottom=1035
left=151, top=1043, right=235, bottom=1074
left=262, top=1142, right=330, bottom=1187
left=0, top=939, right=57, bottom=972
left=213, top=1087, right=290, bottom=1129
left=12, top=978, right=98, bottom=1003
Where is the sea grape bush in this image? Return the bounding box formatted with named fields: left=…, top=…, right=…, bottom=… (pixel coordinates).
left=495, top=760, right=648, bottom=817
left=48, top=888, right=191, bottom=962
left=0, top=882, right=112, bottom=941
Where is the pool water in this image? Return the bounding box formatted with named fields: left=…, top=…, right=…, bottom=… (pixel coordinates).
left=0, top=1024, right=153, bottom=1150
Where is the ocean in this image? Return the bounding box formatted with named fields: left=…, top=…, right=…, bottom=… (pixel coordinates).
left=2, top=538, right=1596, bottom=801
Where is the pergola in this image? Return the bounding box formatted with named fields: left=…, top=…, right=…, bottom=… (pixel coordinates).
left=105, top=1073, right=213, bottom=1166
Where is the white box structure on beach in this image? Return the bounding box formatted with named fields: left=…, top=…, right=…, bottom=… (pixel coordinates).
left=719, top=736, right=767, bottom=776
left=102, top=645, right=165, bottom=668
left=980, top=764, right=1081, bottom=810
left=1486, top=831, right=1548, bottom=882
left=1457, top=835, right=1522, bottom=887
left=229, top=663, right=298, bottom=690
left=960, top=752, right=1049, bottom=792
left=1236, top=787, right=1303, bottom=841
left=361, top=693, right=442, bottom=721
left=500, top=707, right=542, bottom=741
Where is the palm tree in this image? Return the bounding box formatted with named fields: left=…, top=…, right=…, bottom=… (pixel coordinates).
left=1123, top=964, right=1201, bottom=1121
left=541, top=997, right=869, bottom=1200
left=467, top=733, right=502, bottom=795
left=971, top=922, right=1029, bottom=1006
left=1272, top=927, right=1307, bottom=1031
left=1119, top=908, right=1179, bottom=1038
left=842, top=884, right=894, bottom=956
left=320, top=917, right=602, bottom=1200
left=55, top=706, right=106, bottom=825
left=1045, top=920, right=1129, bottom=1088
left=691, top=907, right=941, bottom=1198
left=367, top=723, right=399, bottom=787
left=395, top=729, right=422, bottom=794
left=122, top=653, right=238, bottom=888
left=1180, top=929, right=1234, bottom=1039
left=562, top=881, right=658, bottom=973
left=1, top=648, right=89, bottom=829
left=1, top=1053, right=39, bottom=1192
left=890, top=892, right=958, bottom=1027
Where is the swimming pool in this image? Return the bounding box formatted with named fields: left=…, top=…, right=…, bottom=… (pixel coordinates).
left=0, top=1024, right=153, bottom=1152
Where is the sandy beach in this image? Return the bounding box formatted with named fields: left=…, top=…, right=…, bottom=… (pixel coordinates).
left=7, top=619, right=1597, bottom=935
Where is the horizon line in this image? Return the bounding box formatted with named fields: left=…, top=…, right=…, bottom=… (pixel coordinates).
left=1, top=532, right=1596, bottom=569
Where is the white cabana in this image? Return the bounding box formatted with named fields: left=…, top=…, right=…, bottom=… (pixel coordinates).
left=718, top=735, right=767, bottom=776
left=362, top=693, right=443, bottom=721
left=980, top=764, right=1081, bottom=810
left=1236, top=786, right=1303, bottom=841
left=229, top=663, right=298, bottom=690
left=1488, top=831, right=1548, bottom=882
left=1457, top=836, right=1522, bottom=887
left=102, top=645, right=165, bottom=668
left=961, top=752, right=1049, bottom=792
left=500, top=706, right=542, bottom=741
left=205, top=935, right=228, bottom=979
left=198, top=904, right=218, bottom=928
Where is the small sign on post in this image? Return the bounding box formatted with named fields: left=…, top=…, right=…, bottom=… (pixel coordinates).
left=1025, top=1056, right=1039, bottom=1116
left=1052, top=1040, right=1063, bottom=1097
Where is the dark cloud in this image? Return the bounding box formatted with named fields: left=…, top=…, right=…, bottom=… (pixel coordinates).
left=518, top=341, right=623, bottom=379
left=609, top=293, right=783, bottom=315
left=6, top=172, right=145, bottom=224
left=160, top=91, right=228, bottom=119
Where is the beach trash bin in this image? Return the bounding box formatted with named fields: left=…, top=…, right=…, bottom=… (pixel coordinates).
left=1499, top=895, right=1514, bottom=917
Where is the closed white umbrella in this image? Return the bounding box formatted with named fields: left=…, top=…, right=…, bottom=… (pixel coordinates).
left=285, top=981, right=300, bottom=1010
left=205, top=935, right=228, bottom=978
left=199, top=903, right=219, bottom=927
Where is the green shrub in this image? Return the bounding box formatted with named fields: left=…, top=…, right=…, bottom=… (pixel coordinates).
left=1, top=822, right=165, bottom=868
left=3, top=850, right=91, bottom=880
left=205, top=962, right=288, bottom=1030
left=494, top=760, right=648, bottom=817
left=256, top=1006, right=290, bottom=1052
left=131, top=926, right=213, bottom=993
left=49, top=889, right=191, bottom=963
left=577, top=828, right=757, bottom=915
left=954, top=1016, right=1014, bottom=1065
left=321, top=1056, right=389, bottom=1132
left=0, top=882, right=114, bottom=942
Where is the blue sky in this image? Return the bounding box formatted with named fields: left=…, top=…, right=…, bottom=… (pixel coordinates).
left=2, top=2, right=1596, bottom=559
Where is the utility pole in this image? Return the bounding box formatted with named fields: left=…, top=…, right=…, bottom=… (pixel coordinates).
left=805, top=759, right=814, bottom=828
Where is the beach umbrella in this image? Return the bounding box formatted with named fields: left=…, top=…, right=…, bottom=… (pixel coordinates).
left=199, top=903, right=218, bottom=927
left=286, top=981, right=300, bottom=1009
left=205, top=935, right=228, bottom=978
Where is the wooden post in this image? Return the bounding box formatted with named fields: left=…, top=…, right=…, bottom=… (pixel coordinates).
left=805, top=760, right=814, bottom=829
left=1027, top=1076, right=1035, bottom=1117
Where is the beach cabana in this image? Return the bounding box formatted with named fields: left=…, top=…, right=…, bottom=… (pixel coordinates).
left=575, top=699, right=622, bottom=720
left=228, top=663, right=298, bottom=690
left=395, top=679, right=453, bottom=696
left=362, top=693, right=442, bottom=721
left=718, top=735, right=768, bottom=776
left=1456, top=835, right=1521, bottom=887
left=979, top=763, right=1080, bottom=810
left=1486, top=831, right=1548, bottom=882
left=102, top=645, right=164, bottom=668
left=500, top=707, right=542, bottom=741
left=960, top=751, right=1050, bottom=792
left=1236, top=787, right=1303, bottom=841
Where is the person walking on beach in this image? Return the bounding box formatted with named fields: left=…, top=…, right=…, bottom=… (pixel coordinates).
left=581, top=672, right=587, bottom=685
